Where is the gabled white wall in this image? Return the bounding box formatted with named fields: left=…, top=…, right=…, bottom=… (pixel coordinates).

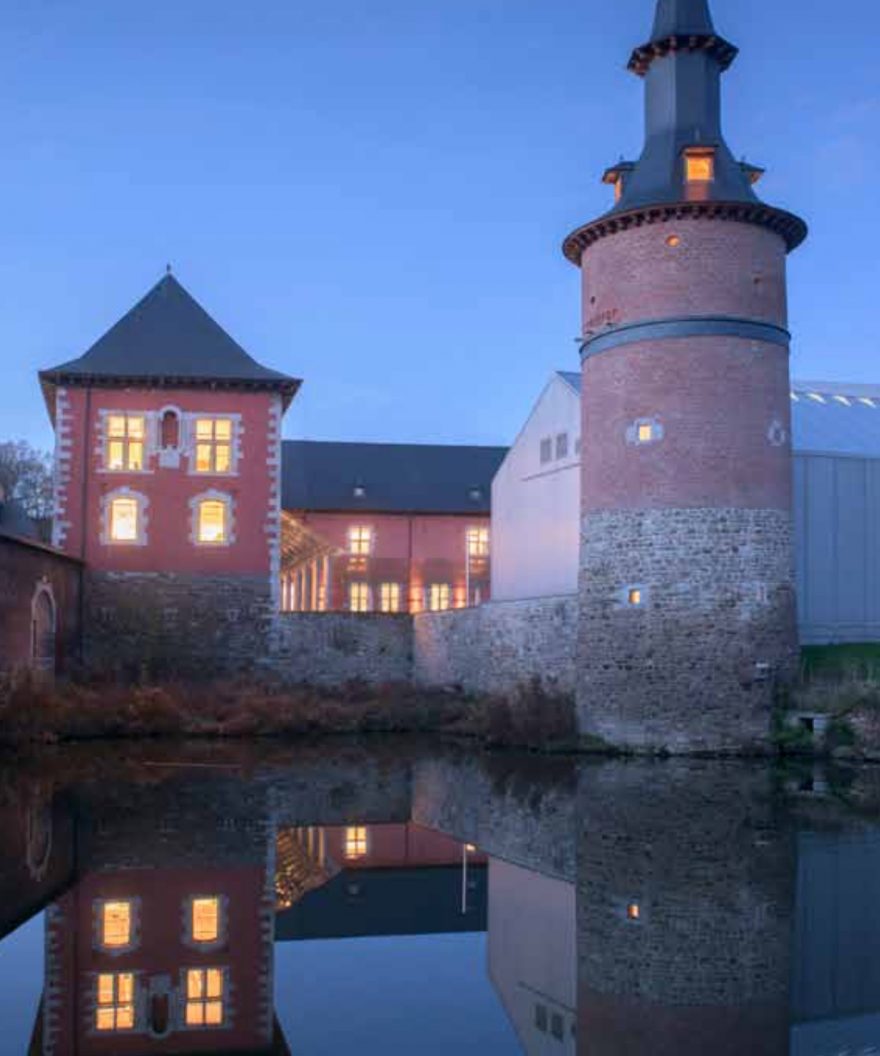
left=491, top=374, right=581, bottom=601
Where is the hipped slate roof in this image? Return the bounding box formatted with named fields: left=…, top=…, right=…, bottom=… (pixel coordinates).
left=282, top=440, right=507, bottom=515
left=40, top=275, right=301, bottom=417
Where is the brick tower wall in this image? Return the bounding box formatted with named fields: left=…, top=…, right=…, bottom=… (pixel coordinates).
left=578, top=219, right=798, bottom=752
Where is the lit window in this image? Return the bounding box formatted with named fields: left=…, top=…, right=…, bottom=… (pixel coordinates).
left=628, top=588, right=642, bottom=607
left=666, top=234, right=681, bottom=248
left=197, top=499, right=228, bottom=544
left=96, top=973, right=135, bottom=1031
left=348, top=525, right=373, bottom=555
left=467, top=527, right=490, bottom=559
left=191, top=898, right=220, bottom=944
left=685, top=149, right=715, bottom=183
left=637, top=423, right=653, bottom=443
left=556, top=433, right=569, bottom=459
left=539, top=438, right=552, bottom=464
left=428, top=584, right=451, bottom=612
left=100, top=901, right=132, bottom=948
left=109, top=498, right=139, bottom=543
left=194, top=418, right=233, bottom=474
left=627, top=902, right=641, bottom=921
left=106, top=414, right=145, bottom=471
left=631, top=419, right=662, bottom=446
left=345, top=826, right=368, bottom=859
left=379, top=583, right=401, bottom=613
left=185, top=968, right=224, bottom=1027
left=349, top=583, right=370, bottom=613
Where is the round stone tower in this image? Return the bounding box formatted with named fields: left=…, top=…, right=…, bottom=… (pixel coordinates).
left=564, top=0, right=807, bottom=752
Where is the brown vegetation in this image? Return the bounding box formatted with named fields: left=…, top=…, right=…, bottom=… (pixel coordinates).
left=0, top=671, right=582, bottom=752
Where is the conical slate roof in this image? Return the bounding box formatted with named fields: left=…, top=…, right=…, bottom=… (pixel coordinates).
left=40, top=274, right=301, bottom=416
left=651, top=0, right=715, bottom=41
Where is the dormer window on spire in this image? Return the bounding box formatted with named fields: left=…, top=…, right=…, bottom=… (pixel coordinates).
left=684, top=148, right=716, bottom=184
left=602, top=162, right=635, bottom=204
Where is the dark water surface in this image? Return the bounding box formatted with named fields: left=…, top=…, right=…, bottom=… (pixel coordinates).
left=0, top=740, right=877, bottom=1055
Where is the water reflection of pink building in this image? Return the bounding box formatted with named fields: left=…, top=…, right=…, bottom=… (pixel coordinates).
left=29, top=781, right=287, bottom=1056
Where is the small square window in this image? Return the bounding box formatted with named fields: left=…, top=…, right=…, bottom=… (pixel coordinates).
left=627, top=588, right=643, bottom=607
left=539, top=438, right=552, bottom=464
left=637, top=423, right=653, bottom=444
left=627, top=902, right=641, bottom=921
left=555, top=433, right=569, bottom=459
left=685, top=149, right=715, bottom=183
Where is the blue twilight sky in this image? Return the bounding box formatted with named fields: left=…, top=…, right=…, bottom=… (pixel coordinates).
left=0, top=0, right=877, bottom=452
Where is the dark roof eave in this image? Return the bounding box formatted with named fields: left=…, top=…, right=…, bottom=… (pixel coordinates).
left=0, top=530, right=84, bottom=562
left=38, top=371, right=302, bottom=413
left=628, top=33, right=739, bottom=76
left=285, top=506, right=492, bottom=517
left=563, top=199, right=808, bottom=263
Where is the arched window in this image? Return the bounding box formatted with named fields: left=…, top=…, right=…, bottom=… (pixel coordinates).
left=160, top=409, right=180, bottom=450
left=102, top=489, right=148, bottom=546
left=190, top=492, right=234, bottom=547
left=31, top=583, right=56, bottom=674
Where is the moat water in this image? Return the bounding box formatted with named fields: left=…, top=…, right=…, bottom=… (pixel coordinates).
left=0, top=739, right=877, bottom=1055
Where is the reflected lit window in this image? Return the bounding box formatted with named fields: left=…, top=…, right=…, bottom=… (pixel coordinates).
left=100, top=901, right=132, bottom=948
left=344, top=826, right=368, bottom=859
left=105, top=414, right=145, bottom=471
left=96, top=972, right=135, bottom=1031
left=194, top=418, right=233, bottom=474
left=348, top=525, right=373, bottom=555
left=109, top=497, right=140, bottom=543
left=349, top=583, right=370, bottom=613
left=197, top=499, right=228, bottom=544
left=379, top=583, right=401, bottom=613
left=627, top=902, right=641, bottom=921
left=186, top=968, right=225, bottom=1027
left=684, top=148, right=715, bottom=182
left=466, top=527, right=490, bottom=559
left=428, top=584, right=451, bottom=612
left=191, top=897, right=220, bottom=944
left=627, top=589, right=643, bottom=607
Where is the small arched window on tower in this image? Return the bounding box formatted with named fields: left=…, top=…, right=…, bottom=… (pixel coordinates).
left=684, top=147, right=715, bottom=184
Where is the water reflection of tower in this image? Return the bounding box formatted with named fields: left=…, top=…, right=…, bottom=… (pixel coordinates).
left=31, top=775, right=288, bottom=1055
left=576, top=764, right=795, bottom=1056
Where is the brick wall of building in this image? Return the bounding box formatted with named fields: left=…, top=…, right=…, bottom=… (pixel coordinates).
left=0, top=535, right=82, bottom=674
left=413, top=595, right=577, bottom=697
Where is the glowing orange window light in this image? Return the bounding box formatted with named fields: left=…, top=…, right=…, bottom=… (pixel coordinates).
left=192, top=897, right=220, bottom=943
left=101, top=901, right=132, bottom=948
left=96, top=972, right=135, bottom=1031
left=685, top=150, right=715, bottom=182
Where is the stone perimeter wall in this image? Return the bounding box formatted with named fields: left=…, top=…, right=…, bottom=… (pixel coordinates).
left=413, top=595, right=578, bottom=697
left=82, top=571, right=575, bottom=696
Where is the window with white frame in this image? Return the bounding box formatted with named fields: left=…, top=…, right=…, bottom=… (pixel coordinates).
left=185, top=968, right=225, bottom=1027
left=105, top=414, right=146, bottom=471
left=349, top=582, right=370, bottom=613
left=195, top=497, right=230, bottom=545
left=103, top=490, right=147, bottom=546
left=466, top=526, right=490, bottom=559
left=348, top=525, right=373, bottom=555
left=193, top=418, right=234, bottom=474
left=379, top=583, right=401, bottom=613
left=428, top=584, right=451, bottom=612
left=96, top=973, right=136, bottom=1032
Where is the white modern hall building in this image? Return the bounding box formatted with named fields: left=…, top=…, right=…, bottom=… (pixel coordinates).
left=491, top=376, right=880, bottom=645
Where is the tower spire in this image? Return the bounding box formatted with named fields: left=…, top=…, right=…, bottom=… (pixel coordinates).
left=650, top=0, right=715, bottom=42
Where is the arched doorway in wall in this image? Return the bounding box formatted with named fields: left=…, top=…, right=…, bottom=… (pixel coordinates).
left=31, top=581, right=57, bottom=675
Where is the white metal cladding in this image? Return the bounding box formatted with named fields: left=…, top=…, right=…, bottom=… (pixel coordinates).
left=791, top=381, right=880, bottom=457
left=794, top=453, right=880, bottom=644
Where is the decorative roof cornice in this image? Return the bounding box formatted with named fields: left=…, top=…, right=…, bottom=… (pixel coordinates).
left=628, top=33, right=738, bottom=77
left=562, top=200, right=808, bottom=265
